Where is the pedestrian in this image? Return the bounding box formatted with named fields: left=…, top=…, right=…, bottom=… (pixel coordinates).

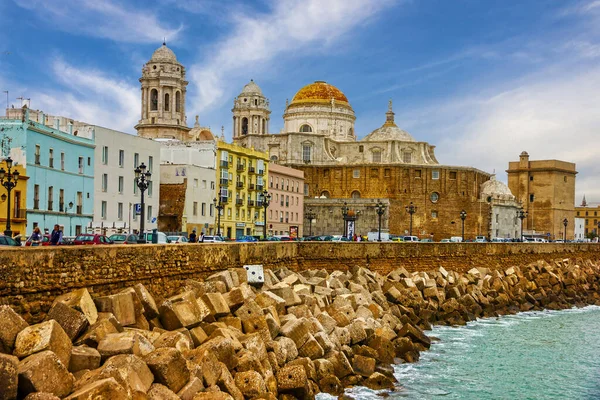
left=357, top=234, right=362, bottom=242
left=189, top=229, right=197, bottom=243
left=199, top=231, right=205, bottom=243
left=30, top=227, right=42, bottom=246
left=50, top=224, right=61, bottom=245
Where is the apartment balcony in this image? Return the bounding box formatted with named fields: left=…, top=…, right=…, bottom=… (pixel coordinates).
left=247, top=200, right=255, bottom=207
left=13, top=209, right=26, bottom=220
left=220, top=160, right=229, bottom=168
left=258, top=169, right=264, bottom=175
left=33, top=199, right=39, bottom=210
left=249, top=183, right=255, bottom=191
left=76, top=205, right=83, bottom=214
left=256, top=201, right=263, bottom=208
left=220, top=196, right=229, bottom=204
left=236, top=164, right=245, bottom=172
left=236, top=181, right=244, bottom=189
left=220, top=178, right=229, bottom=186
left=236, top=198, right=243, bottom=206
left=249, top=166, right=255, bottom=174
left=256, top=185, right=264, bottom=191
left=285, top=202, right=289, bottom=207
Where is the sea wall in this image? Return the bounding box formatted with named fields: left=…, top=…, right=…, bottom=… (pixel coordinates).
left=0, top=242, right=598, bottom=322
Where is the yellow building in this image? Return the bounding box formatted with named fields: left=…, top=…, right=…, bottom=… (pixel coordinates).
left=575, top=196, right=600, bottom=237
left=0, top=161, right=28, bottom=237
left=215, top=141, right=269, bottom=239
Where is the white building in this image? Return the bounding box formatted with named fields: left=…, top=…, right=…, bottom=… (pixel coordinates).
left=92, top=126, right=161, bottom=235
left=159, top=139, right=217, bottom=235
left=574, top=217, right=585, bottom=241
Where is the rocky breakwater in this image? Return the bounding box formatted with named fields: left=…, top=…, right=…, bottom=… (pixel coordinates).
left=0, top=257, right=599, bottom=399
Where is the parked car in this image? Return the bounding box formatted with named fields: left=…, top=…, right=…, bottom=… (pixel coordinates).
left=420, top=238, right=434, bottom=243
left=403, top=236, right=420, bottom=242
left=72, top=234, right=114, bottom=245
left=450, top=236, right=463, bottom=243
left=264, top=236, right=281, bottom=241
left=167, top=235, right=189, bottom=244
left=203, top=236, right=226, bottom=243
left=25, top=234, right=51, bottom=246
left=109, top=233, right=139, bottom=244
left=440, top=238, right=451, bottom=243
left=331, top=235, right=352, bottom=242
left=141, top=231, right=171, bottom=244
left=237, top=235, right=258, bottom=242
left=475, top=236, right=487, bottom=243
left=61, top=236, right=76, bottom=245
left=0, top=235, right=20, bottom=246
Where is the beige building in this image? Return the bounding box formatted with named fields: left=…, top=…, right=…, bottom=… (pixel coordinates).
left=479, top=176, right=523, bottom=240
left=575, top=196, right=600, bottom=237
left=507, top=151, right=577, bottom=240
left=267, top=163, right=304, bottom=238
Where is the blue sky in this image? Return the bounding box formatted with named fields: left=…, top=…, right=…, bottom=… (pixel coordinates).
left=1, top=0, right=600, bottom=203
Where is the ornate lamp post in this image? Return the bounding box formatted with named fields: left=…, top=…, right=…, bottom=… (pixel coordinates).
left=405, top=202, right=417, bottom=236
left=304, top=208, right=316, bottom=237
left=562, top=218, right=568, bottom=242
left=460, top=210, right=467, bottom=241
left=518, top=209, right=528, bottom=241
left=260, top=190, right=271, bottom=239
left=341, top=202, right=349, bottom=237
left=134, top=163, right=151, bottom=243
left=213, top=197, right=225, bottom=237
left=0, top=157, right=20, bottom=237
left=65, top=201, right=74, bottom=236
left=375, top=200, right=385, bottom=242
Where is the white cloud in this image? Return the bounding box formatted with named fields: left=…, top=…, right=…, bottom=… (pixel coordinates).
left=188, top=0, right=396, bottom=112
left=26, top=58, right=139, bottom=133
left=14, top=0, right=182, bottom=43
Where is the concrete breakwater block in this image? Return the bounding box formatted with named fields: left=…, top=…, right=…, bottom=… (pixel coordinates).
left=0, top=259, right=599, bottom=398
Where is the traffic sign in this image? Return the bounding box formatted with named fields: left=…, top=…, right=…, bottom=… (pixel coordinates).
left=134, top=203, right=141, bottom=215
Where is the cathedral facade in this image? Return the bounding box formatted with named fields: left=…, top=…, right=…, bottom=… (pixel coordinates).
left=232, top=80, right=493, bottom=239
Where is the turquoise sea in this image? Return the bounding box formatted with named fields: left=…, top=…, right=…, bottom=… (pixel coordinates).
left=326, top=306, right=600, bottom=400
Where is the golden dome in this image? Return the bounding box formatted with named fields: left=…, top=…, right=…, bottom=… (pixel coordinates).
left=290, top=81, right=350, bottom=107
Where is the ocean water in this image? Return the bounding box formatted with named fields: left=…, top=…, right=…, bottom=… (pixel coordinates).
left=323, top=306, right=600, bottom=400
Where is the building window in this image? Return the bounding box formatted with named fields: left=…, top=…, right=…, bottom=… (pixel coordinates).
left=33, top=185, right=39, bottom=209
left=147, top=206, right=152, bottom=222
left=150, top=89, right=158, bottom=111
left=286, top=179, right=289, bottom=190
left=59, top=189, right=64, bottom=212
left=134, top=153, right=139, bottom=169
left=371, top=168, right=378, bottom=178
left=76, top=192, right=83, bottom=214
left=351, top=191, right=361, bottom=199
left=302, top=145, right=311, bottom=163
left=148, top=181, right=153, bottom=197
left=530, top=194, right=535, bottom=202
left=117, top=203, right=123, bottom=220
left=88, top=157, right=91, bottom=166
left=118, top=176, right=124, bottom=194
left=176, top=91, right=181, bottom=112
left=47, top=186, right=53, bottom=211
left=193, top=179, right=198, bottom=188
left=299, top=124, right=312, bottom=133
left=403, top=152, right=412, bottom=164
left=78, top=157, right=84, bottom=174
left=210, top=204, right=214, bottom=217
left=449, top=171, right=457, bottom=180
left=119, top=150, right=124, bottom=167
left=359, top=145, right=364, bottom=153
left=201, top=203, right=206, bottom=216
left=102, top=174, right=108, bottom=192
left=432, top=170, right=440, bottom=180
left=102, top=146, right=108, bottom=165
left=148, top=156, right=153, bottom=172
left=193, top=202, right=198, bottom=216
left=60, top=152, right=65, bottom=171
left=415, top=169, right=422, bottom=178
left=432, top=211, right=438, bottom=218
left=304, top=183, right=309, bottom=196
left=529, top=176, right=534, bottom=181
left=101, top=201, right=107, bottom=219
left=164, top=93, right=170, bottom=111
left=35, top=145, right=40, bottom=165
left=430, top=192, right=439, bottom=203
left=133, top=178, right=138, bottom=195
left=211, top=181, right=215, bottom=190
left=372, top=151, right=382, bottom=163
left=202, top=180, right=207, bottom=189
left=353, top=169, right=360, bottom=178
left=49, top=149, right=54, bottom=168
left=384, top=168, right=391, bottom=177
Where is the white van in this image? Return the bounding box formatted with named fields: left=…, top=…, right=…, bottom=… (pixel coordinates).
left=450, top=236, right=463, bottom=243
left=367, top=232, right=390, bottom=242
left=403, top=236, right=420, bottom=242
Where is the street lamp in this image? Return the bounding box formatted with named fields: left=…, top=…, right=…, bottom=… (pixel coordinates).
left=134, top=163, right=151, bottom=243
left=341, top=202, right=349, bottom=237
left=518, top=209, right=528, bottom=242
left=405, top=202, right=417, bottom=236
left=562, top=218, right=568, bottom=242
left=460, top=210, right=467, bottom=241
left=260, top=190, right=271, bottom=239
left=375, top=200, right=385, bottom=242
left=213, top=197, right=225, bottom=237
left=0, top=157, right=20, bottom=237
left=66, top=201, right=74, bottom=236
left=304, top=208, right=316, bottom=237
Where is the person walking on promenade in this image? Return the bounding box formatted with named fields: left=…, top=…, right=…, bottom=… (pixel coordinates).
left=199, top=232, right=205, bottom=243
left=30, top=227, right=42, bottom=246
left=189, top=229, right=197, bottom=243
left=50, top=224, right=61, bottom=245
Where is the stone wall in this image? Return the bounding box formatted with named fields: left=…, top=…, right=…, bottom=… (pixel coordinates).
left=0, top=243, right=598, bottom=323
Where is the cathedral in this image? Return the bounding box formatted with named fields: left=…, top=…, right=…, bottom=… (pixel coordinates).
left=136, top=43, right=504, bottom=240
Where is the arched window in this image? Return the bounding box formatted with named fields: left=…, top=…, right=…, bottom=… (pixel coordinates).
left=351, top=190, right=361, bottom=199
left=300, top=124, right=312, bottom=133
left=242, top=118, right=248, bottom=135
left=262, top=119, right=266, bottom=134
left=150, top=89, right=158, bottom=111
left=348, top=127, right=354, bottom=137
left=270, top=155, right=278, bottom=162
left=175, top=91, right=181, bottom=112
left=320, top=191, right=330, bottom=198
left=164, top=93, right=170, bottom=111
left=372, top=150, right=382, bottom=163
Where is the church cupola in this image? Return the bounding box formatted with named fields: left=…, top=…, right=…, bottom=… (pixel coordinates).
left=232, top=79, right=271, bottom=140
left=135, top=42, right=191, bottom=141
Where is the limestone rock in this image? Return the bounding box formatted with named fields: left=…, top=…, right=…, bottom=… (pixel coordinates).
left=201, top=293, right=231, bottom=318
left=96, top=331, right=154, bottom=360
left=276, top=364, right=309, bottom=398
left=177, top=376, right=204, bottom=400
left=147, top=383, right=180, bottom=400
left=64, top=377, right=128, bottom=400
left=0, top=306, right=28, bottom=355
left=144, top=347, right=190, bottom=393
left=134, top=283, right=159, bottom=320
left=94, top=291, right=138, bottom=327
left=363, top=372, right=396, bottom=390
left=234, top=370, right=267, bottom=398
left=53, top=288, right=98, bottom=325
left=160, top=291, right=207, bottom=330
left=46, top=301, right=89, bottom=341
left=17, top=351, right=74, bottom=398
left=0, top=353, right=18, bottom=400
left=69, top=346, right=101, bottom=373
left=14, top=320, right=72, bottom=367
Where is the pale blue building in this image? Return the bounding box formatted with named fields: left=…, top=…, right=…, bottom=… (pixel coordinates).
left=0, top=107, right=95, bottom=236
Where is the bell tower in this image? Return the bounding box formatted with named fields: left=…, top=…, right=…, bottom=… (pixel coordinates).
left=232, top=80, right=270, bottom=149
left=135, top=42, right=191, bottom=140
